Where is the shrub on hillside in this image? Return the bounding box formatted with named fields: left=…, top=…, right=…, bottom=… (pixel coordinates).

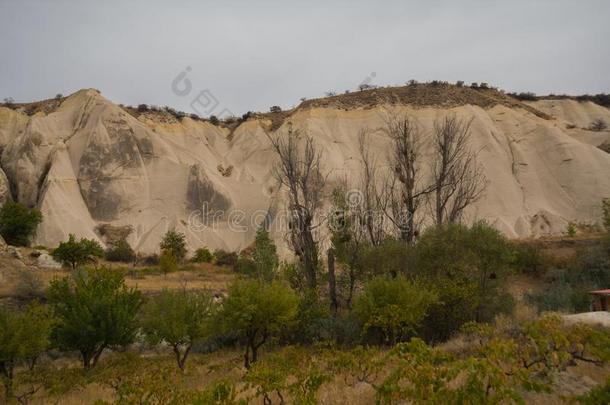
left=105, top=238, right=136, bottom=263
left=214, top=249, right=238, bottom=267
left=191, top=247, right=213, bottom=263
left=160, top=230, right=187, bottom=262
left=52, top=234, right=104, bottom=269
left=588, top=118, right=607, bottom=131
left=0, top=201, right=43, bottom=246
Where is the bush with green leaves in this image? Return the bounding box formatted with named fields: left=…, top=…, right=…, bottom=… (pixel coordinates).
left=159, top=249, right=178, bottom=275
left=47, top=267, right=143, bottom=369
left=52, top=234, right=104, bottom=269
left=0, top=302, right=53, bottom=400
left=234, top=229, right=279, bottom=281
left=527, top=245, right=610, bottom=312
left=0, top=201, right=42, bottom=246
left=191, top=247, right=213, bottom=263
left=251, top=229, right=279, bottom=281
left=141, top=289, right=217, bottom=370
left=214, top=249, right=238, bottom=267
left=105, top=238, right=136, bottom=263
left=355, top=276, right=438, bottom=344
left=160, top=230, right=187, bottom=262
left=409, top=222, right=515, bottom=340
left=221, top=279, right=299, bottom=368
left=373, top=315, right=610, bottom=404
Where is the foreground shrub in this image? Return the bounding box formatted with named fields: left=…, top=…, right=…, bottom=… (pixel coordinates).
left=355, top=276, right=438, bottom=344
left=142, top=289, right=217, bottom=370
left=0, top=302, right=53, bottom=399
left=47, top=267, right=143, bottom=369
left=52, top=234, right=104, bottom=269
left=374, top=315, right=609, bottom=404
left=0, top=201, right=42, bottom=246
left=221, top=279, right=299, bottom=368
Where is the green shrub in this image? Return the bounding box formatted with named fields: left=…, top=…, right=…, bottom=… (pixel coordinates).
left=47, top=267, right=143, bottom=369
left=52, top=234, right=104, bottom=269
left=159, top=250, right=178, bottom=275
left=191, top=247, right=213, bottom=263
left=160, top=230, right=187, bottom=261
left=141, top=289, right=217, bottom=370
left=355, top=276, right=437, bottom=344
left=221, top=279, right=299, bottom=368
left=0, top=201, right=42, bottom=246
left=214, top=249, right=238, bottom=267
left=105, top=238, right=136, bottom=263
left=0, top=302, right=53, bottom=399
left=511, top=241, right=547, bottom=275
left=234, top=256, right=257, bottom=276
left=251, top=229, right=279, bottom=281
left=527, top=246, right=610, bottom=312
left=409, top=222, right=515, bottom=340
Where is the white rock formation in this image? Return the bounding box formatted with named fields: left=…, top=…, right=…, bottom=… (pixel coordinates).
left=0, top=88, right=608, bottom=255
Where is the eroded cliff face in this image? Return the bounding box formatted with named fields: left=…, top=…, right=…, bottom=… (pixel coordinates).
left=0, top=88, right=608, bottom=254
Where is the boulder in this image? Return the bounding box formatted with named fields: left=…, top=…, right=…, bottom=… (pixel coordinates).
left=37, top=253, right=62, bottom=269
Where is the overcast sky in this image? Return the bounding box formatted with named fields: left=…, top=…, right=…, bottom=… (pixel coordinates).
left=1, top=0, right=609, bottom=116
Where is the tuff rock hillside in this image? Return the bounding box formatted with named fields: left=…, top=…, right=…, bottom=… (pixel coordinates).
left=0, top=85, right=609, bottom=254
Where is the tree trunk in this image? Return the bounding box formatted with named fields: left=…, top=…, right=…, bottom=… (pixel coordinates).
left=244, top=345, right=251, bottom=369
left=327, top=248, right=338, bottom=315
left=1, top=360, right=14, bottom=400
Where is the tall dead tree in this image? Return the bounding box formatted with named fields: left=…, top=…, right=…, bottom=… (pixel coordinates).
left=268, top=125, right=324, bottom=289
left=432, top=115, right=486, bottom=225
left=385, top=115, right=433, bottom=243
left=356, top=130, right=387, bottom=246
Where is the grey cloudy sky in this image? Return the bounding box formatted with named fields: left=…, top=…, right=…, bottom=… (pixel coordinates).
left=1, top=0, right=609, bottom=115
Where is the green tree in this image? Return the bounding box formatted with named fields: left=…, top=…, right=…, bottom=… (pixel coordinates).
left=354, top=276, right=437, bottom=344
left=142, top=289, right=217, bottom=370
left=0, top=302, right=53, bottom=400
left=52, top=234, right=104, bottom=269
left=410, top=222, right=515, bottom=340
left=105, top=238, right=136, bottom=263
left=160, top=230, right=187, bottom=262
left=47, top=267, right=143, bottom=369
left=159, top=249, right=178, bottom=275
left=191, top=247, right=213, bottom=263
left=0, top=201, right=42, bottom=246
left=251, top=228, right=279, bottom=282
left=221, top=279, right=299, bottom=368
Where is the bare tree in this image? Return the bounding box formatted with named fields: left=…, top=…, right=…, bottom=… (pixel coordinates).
left=431, top=115, right=486, bottom=225
left=384, top=114, right=433, bottom=243
left=267, top=125, right=325, bottom=289
left=356, top=130, right=387, bottom=246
